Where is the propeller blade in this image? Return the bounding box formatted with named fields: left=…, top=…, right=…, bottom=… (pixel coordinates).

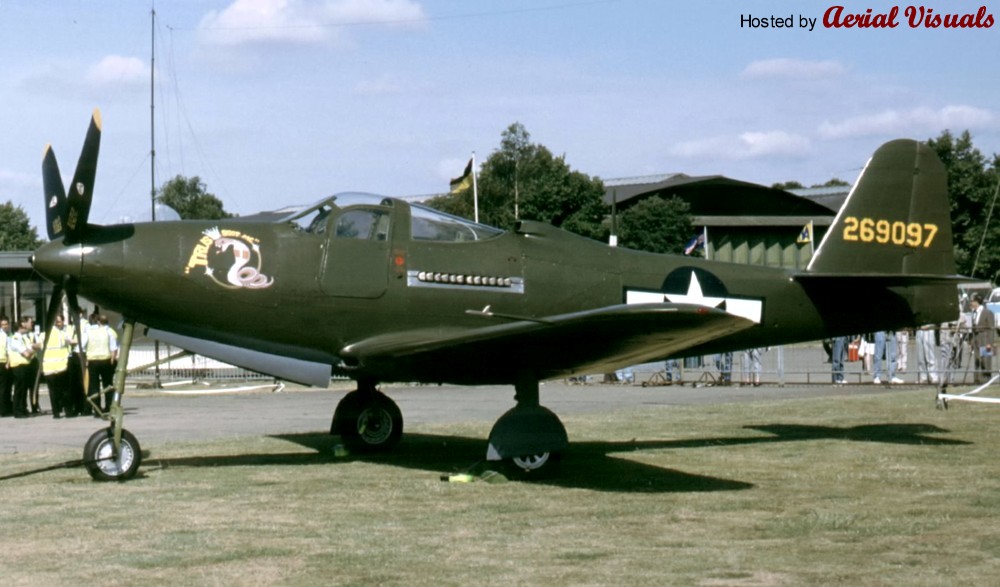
left=42, top=145, right=67, bottom=240
left=64, top=108, right=102, bottom=243
left=65, top=288, right=90, bottom=398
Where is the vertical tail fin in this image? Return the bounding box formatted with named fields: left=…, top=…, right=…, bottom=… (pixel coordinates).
left=807, top=139, right=955, bottom=276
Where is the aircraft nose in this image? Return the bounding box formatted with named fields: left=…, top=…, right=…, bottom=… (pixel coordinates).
left=31, top=240, right=83, bottom=282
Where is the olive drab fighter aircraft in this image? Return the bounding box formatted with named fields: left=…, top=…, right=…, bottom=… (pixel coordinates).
left=31, top=109, right=965, bottom=481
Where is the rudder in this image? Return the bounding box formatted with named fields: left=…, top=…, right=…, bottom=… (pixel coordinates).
left=808, top=139, right=955, bottom=277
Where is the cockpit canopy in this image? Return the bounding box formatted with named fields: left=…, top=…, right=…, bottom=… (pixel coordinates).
left=409, top=202, right=504, bottom=242
left=275, top=193, right=504, bottom=242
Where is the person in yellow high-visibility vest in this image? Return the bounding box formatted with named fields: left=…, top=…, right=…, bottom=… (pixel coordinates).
left=84, top=314, right=119, bottom=412
left=42, top=314, right=75, bottom=419
left=0, top=318, right=11, bottom=417
left=8, top=316, right=40, bottom=418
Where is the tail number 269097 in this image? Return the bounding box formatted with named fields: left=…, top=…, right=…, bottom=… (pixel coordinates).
left=842, top=217, right=938, bottom=248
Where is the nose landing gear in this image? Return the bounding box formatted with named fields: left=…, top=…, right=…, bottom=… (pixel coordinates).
left=82, top=320, right=142, bottom=482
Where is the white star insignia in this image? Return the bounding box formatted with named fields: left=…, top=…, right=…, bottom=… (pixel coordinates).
left=664, top=272, right=724, bottom=310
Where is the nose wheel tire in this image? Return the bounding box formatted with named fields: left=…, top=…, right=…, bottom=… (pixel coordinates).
left=83, top=428, right=142, bottom=482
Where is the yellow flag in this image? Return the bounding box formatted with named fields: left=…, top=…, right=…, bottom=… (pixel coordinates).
left=796, top=221, right=813, bottom=244
left=449, top=158, right=473, bottom=193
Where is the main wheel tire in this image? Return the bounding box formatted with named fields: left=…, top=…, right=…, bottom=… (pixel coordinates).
left=505, top=452, right=561, bottom=479
left=83, top=428, right=142, bottom=482
left=332, top=390, right=403, bottom=453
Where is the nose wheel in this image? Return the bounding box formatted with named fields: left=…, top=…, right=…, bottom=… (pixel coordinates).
left=83, top=427, right=142, bottom=482
left=82, top=320, right=142, bottom=482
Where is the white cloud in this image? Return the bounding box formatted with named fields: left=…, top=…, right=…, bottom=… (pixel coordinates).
left=326, top=0, right=426, bottom=27
left=741, top=58, right=847, bottom=80
left=86, top=55, right=149, bottom=86
left=671, top=131, right=811, bottom=160
left=198, top=0, right=426, bottom=46
left=819, top=105, right=999, bottom=139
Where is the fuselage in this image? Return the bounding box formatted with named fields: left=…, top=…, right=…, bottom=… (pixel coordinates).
left=31, top=194, right=954, bottom=384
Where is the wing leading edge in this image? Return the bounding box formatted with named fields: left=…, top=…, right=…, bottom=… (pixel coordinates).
left=340, top=303, right=755, bottom=385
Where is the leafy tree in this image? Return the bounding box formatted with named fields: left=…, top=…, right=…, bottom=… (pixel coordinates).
left=157, top=175, right=231, bottom=220
left=927, top=130, right=1000, bottom=280
left=0, top=201, right=41, bottom=250
left=771, top=178, right=849, bottom=190
left=617, top=195, right=693, bottom=254
left=429, top=123, right=607, bottom=239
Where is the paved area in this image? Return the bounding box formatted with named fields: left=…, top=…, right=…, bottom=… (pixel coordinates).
left=0, top=379, right=934, bottom=457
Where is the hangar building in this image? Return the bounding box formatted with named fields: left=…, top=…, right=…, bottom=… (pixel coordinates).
left=604, top=174, right=845, bottom=270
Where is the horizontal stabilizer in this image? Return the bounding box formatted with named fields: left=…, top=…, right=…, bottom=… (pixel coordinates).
left=793, top=273, right=975, bottom=287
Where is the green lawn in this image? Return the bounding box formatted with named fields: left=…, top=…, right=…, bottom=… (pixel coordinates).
left=1, top=389, right=997, bottom=586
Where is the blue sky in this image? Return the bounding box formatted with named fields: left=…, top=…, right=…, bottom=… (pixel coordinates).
left=1, top=0, right=998, bottom=231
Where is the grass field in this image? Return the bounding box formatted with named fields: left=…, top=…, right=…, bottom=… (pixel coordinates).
left=1, top=389, right=998, bottom=586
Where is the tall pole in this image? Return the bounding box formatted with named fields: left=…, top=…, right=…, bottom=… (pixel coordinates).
left=150, top=7, right=157, bottom=221
left=150, top=7, right=162, bottom=388
left=609, top=189, right=618, bottom=247
left=514, top=158, right=519, bottom=221
left=472, top=152, right=479, bottom=224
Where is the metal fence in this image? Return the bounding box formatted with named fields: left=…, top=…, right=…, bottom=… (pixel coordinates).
left=125, top=344, right=279, bottom=384
left=594, top=339, right=985, bottom=387
left=117, top=340, right=984, bottom=388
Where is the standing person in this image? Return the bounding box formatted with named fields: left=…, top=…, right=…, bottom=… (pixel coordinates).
left=664, top=358, right=681, bottom=385
left=860, top=333, right=875, bottom=375
left=873, top=330, right=903, bottom=384
left=41, top=314, right=74, bottom=418
left=8, top=317, right=40, bottom=418
left=915, top=324, right=939, bottom=384
left=970, top=294, right=995, bottom=384
left=741, top=348, right=763, bottom=386
left=715, top=352, right=732, bottom=386
left=831, top=335, right=849, bottom=385
left=0, top=318, right=10, bottom=417
left=84, top=314, right=119, bottom=412
left=939, top=316, right=963, bottom=388
left=896, top=329, right=909, bottom=374
left=27, top=320, right=42, bottom=414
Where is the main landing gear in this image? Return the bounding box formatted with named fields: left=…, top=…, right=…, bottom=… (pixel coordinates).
left=486, top=374, right=568, bottom=476
left=330, top=379, right=404, bottom=453
left=328, top=374, right=568, bottom=476
left=82, top=320, right=142, bottom=482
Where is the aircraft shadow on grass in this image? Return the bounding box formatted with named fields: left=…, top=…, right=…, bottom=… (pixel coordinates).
left=138, top=421, right=968, bottom=494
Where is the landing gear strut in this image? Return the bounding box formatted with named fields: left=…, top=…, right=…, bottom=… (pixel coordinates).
left=82, top=320, right=142, bottom=481
left=487, top=374, right=568, bottom=475
left=331, top=380, right=403, bottom=453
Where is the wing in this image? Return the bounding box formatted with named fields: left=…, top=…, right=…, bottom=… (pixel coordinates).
left=340, top=303, right=754, bottom=385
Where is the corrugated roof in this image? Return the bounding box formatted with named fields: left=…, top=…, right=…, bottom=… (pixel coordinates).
left=604, top=174, right=835, bottom=218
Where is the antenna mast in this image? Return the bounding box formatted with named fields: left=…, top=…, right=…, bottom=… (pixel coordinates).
left=150, top=7, right=156, bottom=221
left=150, top=6, right=163, bottom=388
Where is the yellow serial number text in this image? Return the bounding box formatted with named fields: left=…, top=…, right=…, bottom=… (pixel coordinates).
left=842, top=217, right=938, bottom=248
